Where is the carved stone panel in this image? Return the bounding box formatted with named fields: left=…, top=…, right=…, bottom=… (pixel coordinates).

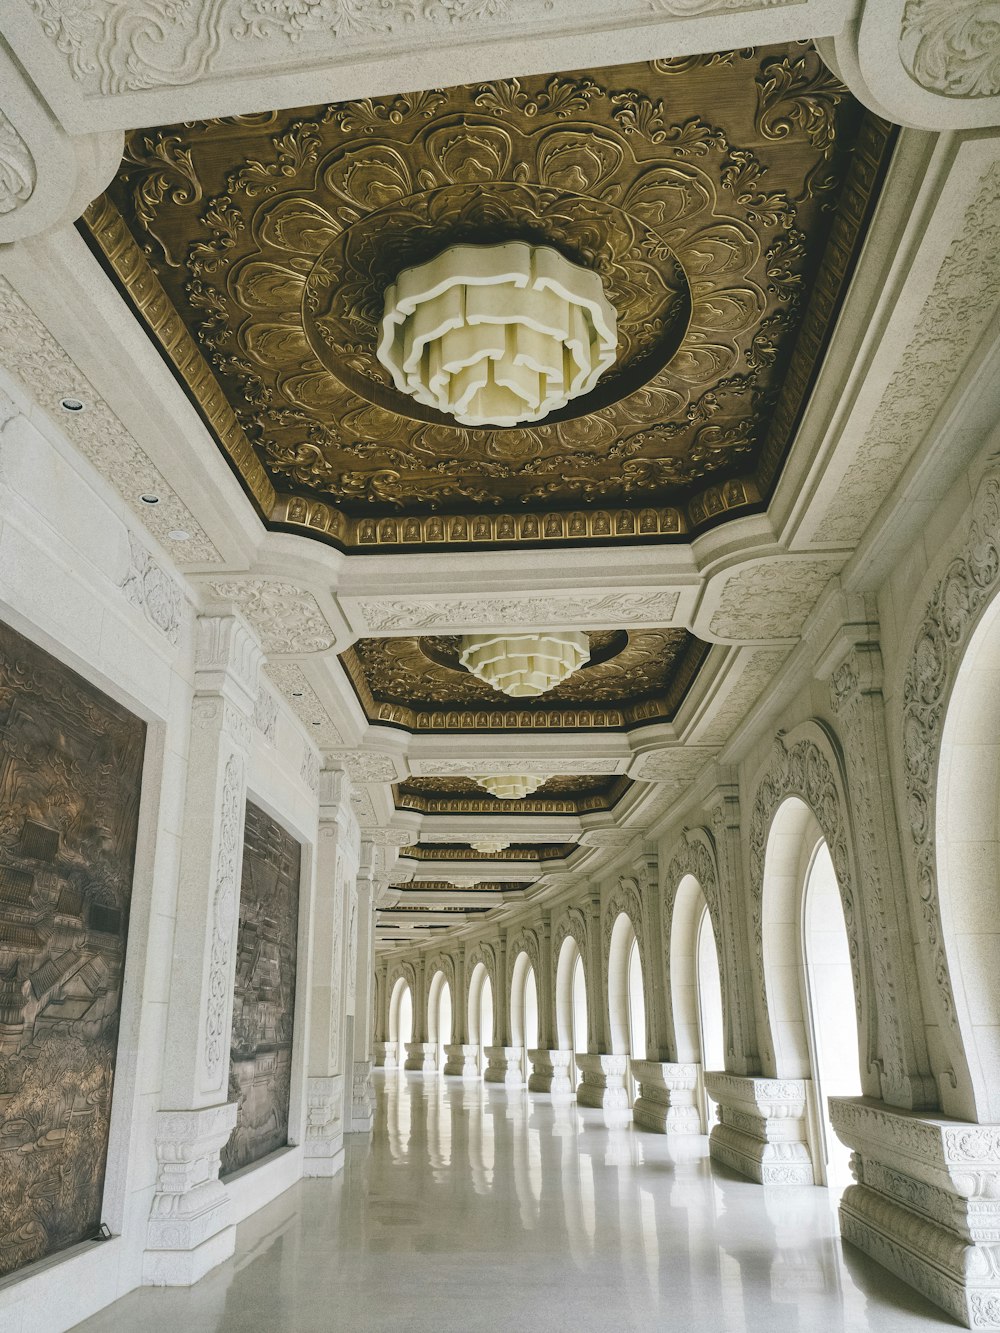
left=220, top=801, right=301, bottom=1177
left=0, top=618, right=145, bottom=1278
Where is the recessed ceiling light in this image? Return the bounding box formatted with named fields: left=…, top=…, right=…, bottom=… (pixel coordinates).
left=291, top=691, right=304, bottom=697
left=139, top=494, right=160, bottom=505
left=60, top=397, right=85, bottom=413
left=167, top=529, right=191, bottom=542
left=311, top=720, right=321, bottom=726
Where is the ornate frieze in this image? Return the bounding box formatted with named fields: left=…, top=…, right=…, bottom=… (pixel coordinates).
left=208, top=579, right=336, bottom=653
left=0, top=111, right=35, bottom=215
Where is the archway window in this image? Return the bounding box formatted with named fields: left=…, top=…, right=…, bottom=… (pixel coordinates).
left=696, top=907, right=725, bottom=1128
left=510, top=951, right=538, bottom=1083
left=467, top=963, right=494, bottom=1079
left=428, top=971, right=453, bottom=1074
left=389, top=976, right=414, bottom=1071
left=572, top=952, right=588, bottom=1081
left=802, top=840, right=862, bottom=1184
left=627, top=936, right=646, bottom=1061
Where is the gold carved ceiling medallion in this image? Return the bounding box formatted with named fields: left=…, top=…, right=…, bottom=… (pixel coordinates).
left=395, top=775, right=630, bottom=814
left=84, top=45, right=891, bottom=552
left=342, top=628, right=708, bottom=730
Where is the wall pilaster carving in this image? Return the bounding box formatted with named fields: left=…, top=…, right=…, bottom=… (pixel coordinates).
left=120, top=530, right=183, bottom=644
left=204, top=750, right=244, bottom=1084
left=830, top=640, right=936, bottom=1109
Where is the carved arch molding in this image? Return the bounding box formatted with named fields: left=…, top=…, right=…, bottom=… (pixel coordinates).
left=901, top=465, right=1000, bottom=1031
left=662, top=828, right=727, bottom=1060
left=466, top=941, right=498, bottom=1013
left=508, top=928, right=541, bottom=979
left=747, top=724, right=880, bottom=1082
left=602, top=877, right=645, bottom=990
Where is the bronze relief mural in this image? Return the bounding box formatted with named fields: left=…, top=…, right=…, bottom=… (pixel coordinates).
left=84, top=46, right=892, bottom=552
left=344, top=629, right=709, bottom=731
left=221, top=801, right=301, bottom=1177
left=0, top=619, right=145, bottom=1279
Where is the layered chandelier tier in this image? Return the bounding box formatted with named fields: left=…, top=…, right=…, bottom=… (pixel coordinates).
left=470, top=839, right=510, bottom=854
left=474, top=775, right=544, bottom=801
left=377, top=241, right=618, bottom=427
left=459, top=631, right=590, bottom=698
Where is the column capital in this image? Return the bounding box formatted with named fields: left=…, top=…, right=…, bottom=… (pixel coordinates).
left=194, top=613, right=263, bottom=717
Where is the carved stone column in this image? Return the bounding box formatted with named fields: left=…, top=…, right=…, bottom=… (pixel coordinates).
left=582, top=889, right=607, bottom=1054
left=576, top=1053, right=630, bottom=1111
left=304, top=767, right=358, bottom=1177
left=347, top=846, right=377, bottom=1132
left=404, top=1041, right=438, bottom=1073
left=826, top=636, right=936, bottom=1109
left=484, top=1046, right=523, bottom=1087
left=375, top=1041, right=398, bottom=1069
left=632, top=1061, right=701, bottom=1135
left=444, top=1044, right=480, bottom=1079
left=704, top=1073, right=814, bottom=1185
left=528, top=1048, right=574, bottom=1097
left=711, top=785, right=761, bottom=1077
left=145, top=613, right=262, bottom=1284
left=831, top=1098, right=1000, bottom=1329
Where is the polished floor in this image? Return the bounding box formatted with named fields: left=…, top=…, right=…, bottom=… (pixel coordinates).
left=76, top=1071, right=951, bottom=1332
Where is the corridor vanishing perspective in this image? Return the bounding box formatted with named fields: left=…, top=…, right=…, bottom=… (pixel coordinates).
left=75, top=1073, right=946, bottom=1333
left=1, top=0, right=1000, bottom=1330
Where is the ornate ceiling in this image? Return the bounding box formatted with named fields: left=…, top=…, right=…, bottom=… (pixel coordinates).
left=395, top=775, right=630, bottom=814
left=399, top=843, right=577, bottom=862
left=343, top=629, right=708, bottom=730
left=83, top=44, right=891, bottom=553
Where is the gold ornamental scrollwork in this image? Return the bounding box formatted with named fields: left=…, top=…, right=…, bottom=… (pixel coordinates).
left=85, top=46, right=891, bottom=553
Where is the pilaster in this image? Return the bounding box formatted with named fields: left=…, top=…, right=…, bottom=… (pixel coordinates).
left=537, top=912, right=555, bottom=1050
left=704, top=1073, right=814, bottom=1184
left=582, top=889, right=607, bottom=1053
left=303, top=1075, right=345, bottom=1178
left=347, top=849, right=377, bottom=1132
left=831, top=1098, right=1000, bottom=1329
left=143, top=1101, right=239, bottom=1285
left=304, top=766, right=358, bottom=1177
left=576, top=1053, right=629, bottom=1111
left=632, top=1061, right=702, bottom=1135
left=528, top=1049, right=574, bottom=1097
left=146, top=613, right=261, bottom=1284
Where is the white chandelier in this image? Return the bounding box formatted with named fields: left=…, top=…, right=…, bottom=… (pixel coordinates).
left=474, top=775, right=544, bottom=801
left=459, top=631, right=590, bottom=698
left=470, top=839, right=510, bottom=854
left=377, top=241, right=618, bottom=427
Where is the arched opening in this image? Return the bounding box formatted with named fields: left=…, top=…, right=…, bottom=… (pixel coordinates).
left=468, top=962, right=494, bottom=1078
left=608, top=913, right=645, bottom=1105
left=762, top=796, right=863, bottom=1185
left=935, top=587, right=1000, bottom=1121
left=389, top=976, right=414, bottom=1069
left=510, top=951, right=538, bottom=1084
left=669, top=871, right=726, bottom=1130
left=555, top=936, right=588, bottom=1091
left=802, top=840, right=862, bottom=1184
left=695, top=906, right=725, bottom=1129
left=427, top=970, right=453, bottom=1073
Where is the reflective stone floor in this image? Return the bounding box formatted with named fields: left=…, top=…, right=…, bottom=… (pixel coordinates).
left=76, top=1071, right=951, bottom=1331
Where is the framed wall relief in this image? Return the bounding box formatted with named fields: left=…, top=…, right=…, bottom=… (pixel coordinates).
left=221, top=801, right=301, bottom=1177
left=0, top=619, right=145, bottom=1279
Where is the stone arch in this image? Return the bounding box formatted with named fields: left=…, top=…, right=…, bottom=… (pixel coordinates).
left=466, top=941, right=497, bottom=1036
left=747, top=721, right=879, bottom=1095
left=662, top=829, right=725, bottom=1063
left=602, top=876, right=644, bottom=991
left=606, top=909, right=644, bottom=1058
left=898, top=465, right=1000, bottom=1121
